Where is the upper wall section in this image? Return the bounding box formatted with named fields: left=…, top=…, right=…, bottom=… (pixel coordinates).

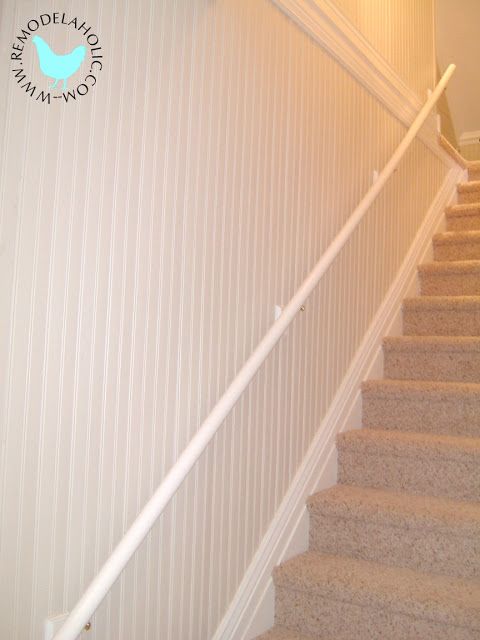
left=436, top=0, right=480, bottom=145
left=333, top=0, right=435, bottom=98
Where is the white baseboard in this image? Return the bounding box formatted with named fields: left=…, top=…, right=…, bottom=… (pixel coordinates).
left=212, top=164, right=464, bottom=640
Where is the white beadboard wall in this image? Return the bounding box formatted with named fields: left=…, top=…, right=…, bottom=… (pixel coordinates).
left=0, top=1, right=448, bottom=639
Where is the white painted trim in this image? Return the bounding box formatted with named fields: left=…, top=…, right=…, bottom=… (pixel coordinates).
left=271, top=0, right=421, bottom=119
left=212, top=164, right=464, bottom=640
left=439, top=134, right=468, bottom=169
left=459, top=130, right=480, bottom=146
left=270, top=0, right=448, bottom=163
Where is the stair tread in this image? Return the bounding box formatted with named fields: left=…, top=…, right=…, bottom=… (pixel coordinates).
left=274, top=552, right=480, bottom=629
left=363, top=378, right=480, bottom=395
left=403, top=295, right=480, bottom=309
left=434, top=230, right=480, bottom=244
left=383, top=335, right=480, bottom=352
left=307, top=485, right=480, bottom=535
left=458, top=180, right=480, bottom=192
left=418, top=259, right=480, bottom=274
left=337, top=428, right=480, bottom=462
left=256, top=627, right=315, bottom=640
left=446, top=203, right=480, bottom=215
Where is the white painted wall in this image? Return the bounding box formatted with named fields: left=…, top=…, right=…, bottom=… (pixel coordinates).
left=436, top=0, right=480, bottom=143
left=0, top=1, right=447, bottom=639
left=334, top=0, right=436, bottom=98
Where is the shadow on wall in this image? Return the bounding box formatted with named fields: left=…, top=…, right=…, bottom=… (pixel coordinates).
left=436, top=61, right=480, bottom=161
left=436, top=63, right=458, bottom=149
left=436, top=0, right=480, bottom=160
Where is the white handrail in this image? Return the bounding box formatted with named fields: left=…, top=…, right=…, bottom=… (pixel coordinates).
left=54, top=64, right=455, bottom=640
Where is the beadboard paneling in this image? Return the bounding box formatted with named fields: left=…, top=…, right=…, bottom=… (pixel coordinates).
left=0, top=1, right=446, bottom=639
left=333, top=0, right=436, bottom=97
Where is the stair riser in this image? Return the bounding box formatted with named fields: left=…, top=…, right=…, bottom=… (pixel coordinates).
left=309, top=514, right=480, bottom=580
left=403, top=308, right=480, bottom=336
left=433, top=242, right=480, bottom=261
left=419, top=273, right=480, bottom=296
left=458, top=190, right=480, bottom=204
left=337, top=450, right=480, bottom=502
left=383, top=350, right=480, bottom=384
left=446, top=214, right=480, bottom=231
left=275, top=588, right=477, bottom=640
left=362, top=393, right=480, bottom=437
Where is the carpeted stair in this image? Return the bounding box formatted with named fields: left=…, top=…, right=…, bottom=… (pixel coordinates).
left=467, top=161, right=480, bottom=182
left=256, top=169, right=480, bottom=639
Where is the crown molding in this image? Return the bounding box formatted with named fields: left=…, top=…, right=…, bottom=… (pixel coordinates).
left=271, top=0, right=427, bottom=130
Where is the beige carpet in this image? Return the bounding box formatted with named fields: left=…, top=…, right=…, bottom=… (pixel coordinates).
left=256, top=171, right=480, bottom=639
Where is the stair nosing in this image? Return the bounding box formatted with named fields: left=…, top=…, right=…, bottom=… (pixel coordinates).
left=418, top=259, right=480, bottom=274
left=256, top=627, right=315, bottom=640
left=362, top=378, right=480, bottom=396
left=446, top=203, right=480, bottom=215
left=383, top=335, right=480, bottom=352
left=337, top=428, right=480, bottom=462
left=458, top=180, right=480, bottom=192
left=403, top=295, right=480, bottom=310
left=307, top=485, right=480, bottom=536
left=433, top=230, right=480, bottom=244
left=274, top=552, right=480, bottom=630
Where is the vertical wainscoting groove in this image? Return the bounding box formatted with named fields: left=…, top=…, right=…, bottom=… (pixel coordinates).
left=0, top=1, right=456, bottom=639
left=213, top=166, right=465, bottom=640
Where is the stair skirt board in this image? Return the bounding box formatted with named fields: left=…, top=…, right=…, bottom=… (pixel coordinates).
left=211, top=166, right=465, bottom=640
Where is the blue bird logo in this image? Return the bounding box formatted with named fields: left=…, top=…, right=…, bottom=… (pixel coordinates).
left=32, top=35, right=86, bottom=90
